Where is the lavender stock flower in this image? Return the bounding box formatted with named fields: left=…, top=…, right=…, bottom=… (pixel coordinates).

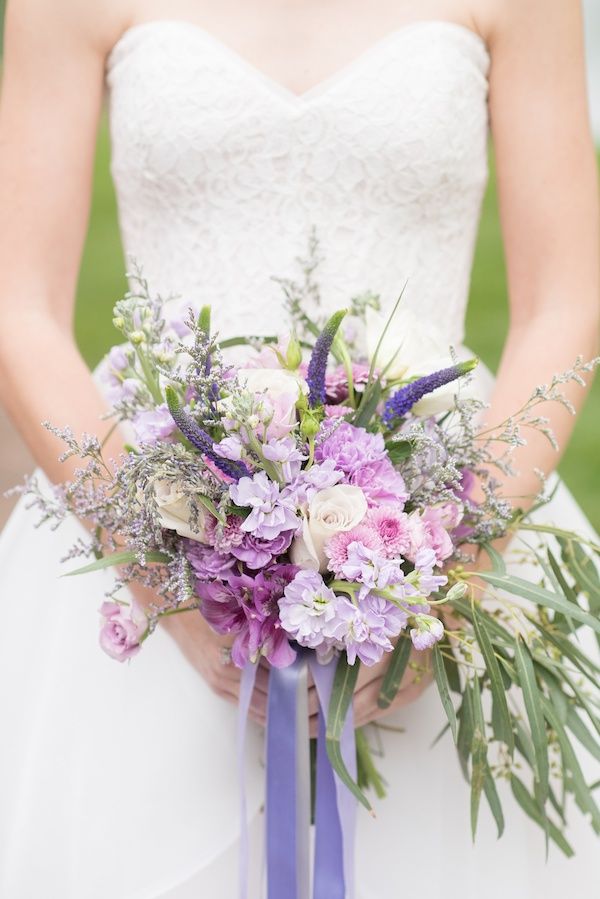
left=307, top=310, right=347, bottom=407
left=382, top=359, right=478, bottom=426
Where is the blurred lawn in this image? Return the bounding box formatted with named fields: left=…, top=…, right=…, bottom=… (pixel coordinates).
left=76, top=111, right=600, bottom=529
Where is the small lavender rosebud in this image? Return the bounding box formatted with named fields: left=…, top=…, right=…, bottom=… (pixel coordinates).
left=165, top=386, right=250, bottom=481
left=410, top=615, right=444, bottom=651
left=307, top=310, right=347, bottom=408
left=382, top=359, right=478, bottom=426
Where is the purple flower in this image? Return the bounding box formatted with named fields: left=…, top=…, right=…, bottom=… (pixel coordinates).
left=349, top=459, right=409, bottom=507
left=286, top=459, right=344, bottom=506
left=411, top=547, right=448, bottom=595
left=133, top=404, right=177, bottom=444
left=279, top=570, right=341, bottom=651
left=337, top=542, right=405, bottom=592
left=410, top=615, right=444, bottom=651
left=186, top=540, right=237, bottom=580
left=326, top=526, right=384, bottom=578
left=382, top=360, right=478, bottom=426
left=336, top=593, right=408, bottom=666
left=407, top=510, right=455, bottom=565
left=325, top=363, right=372, bottom=403
left=214, top=435, right=245, bottom=461
left=107, top=346, right=129, bottom=371
left=262, top=437, right=306, bottom=482
left=229, top=471, right=299, bottom=540
left=197, top=564, right=299, bottom=668
left=307, top=310, right=347, bottom=407
left=231, top=529, right=295, bottom=569
left=365, top=505, right=411, bottom=557
left=98, top=600, right=147, bottom=662
left=315, top=423, right=387, bottom=474
left=166, top=386, right=250, bottom=481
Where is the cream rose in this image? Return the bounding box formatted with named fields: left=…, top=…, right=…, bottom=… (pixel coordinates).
left=153, top=480, right=209, bottom=542
left=290, top=484, right=368, bottom=573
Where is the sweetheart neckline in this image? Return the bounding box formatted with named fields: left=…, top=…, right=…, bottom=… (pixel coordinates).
left=105, top=18, right=490, bottom=106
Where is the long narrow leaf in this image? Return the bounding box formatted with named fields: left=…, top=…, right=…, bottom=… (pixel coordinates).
left=432, top=644, right=458, bottom=742
left=469, top=674, right=487, bottom=840
left=378, top=636, right=412, bottom=709
left=514, top=638, right=549, bottom=802
left=64, top=550, right=170, bottom=577
left=483, top=773, right=505, bottom=838
left=477, top=572, right=600, bottom=634
left=473, top=607, right=514, bottom=755
left=510, top=776, right=574, bottom=857
left=326, top=657, right=372, bottom=813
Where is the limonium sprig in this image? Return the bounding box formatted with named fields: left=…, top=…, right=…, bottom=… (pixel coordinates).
left=382, top=358, right=478, bottom=426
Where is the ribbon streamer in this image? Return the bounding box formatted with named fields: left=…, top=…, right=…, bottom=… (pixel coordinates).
left=240, top=652, right=357, bottom=899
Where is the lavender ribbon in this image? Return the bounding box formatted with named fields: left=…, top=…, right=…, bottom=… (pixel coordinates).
left=238, top=661, right=258, bottom=899
left=239, top=652, right=357, bottom=899
left=309, top=656, right=357, bottom=899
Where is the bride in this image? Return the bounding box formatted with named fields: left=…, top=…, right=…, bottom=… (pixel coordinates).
left=0, top=0, right=598, bottom=896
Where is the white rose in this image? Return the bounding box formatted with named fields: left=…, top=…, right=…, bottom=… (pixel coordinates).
left=290, top=484, right=368, bottom=573
left=236, top=367, right=309, bottom=438
left=153, top=480, right=208, bottom=542
left=365, top=306, right=475, bottom=416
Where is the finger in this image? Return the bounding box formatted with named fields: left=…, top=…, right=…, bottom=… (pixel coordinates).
left=307, top=685, right=320, bottom=716
left=254, top=665, right=270, bottom=694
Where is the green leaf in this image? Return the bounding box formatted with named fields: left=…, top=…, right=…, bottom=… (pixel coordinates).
left=64, top=550, right=170, bottom=577
left=218, top=335, right=278, bottom=349
left=559, top=538, right=600, bottom=604
left=542, top=699, right=600, bottom=832
left=353, top=380, right=382, bottom=429
left=195, top=494, right=226, bottom=525
left=326, top=657, right=372, bottom=813
left=517, top=523, right=600, bottom=555
left=476, top=572, right=600, bottom=634
left=432, top=643, right=458, bottom=743
left=384, top=440, right=413, bottom=464
left=514, top=638, right=549, bottom=802
left=456, top=694, right=474, bottom=782
left=483, top=773, right=505, bottom=839
left=565, top=705, right=600, bottom=763
left=378, top=636, right=412, bottom=709
left=472, top=607, right=514, bottom=755
left=440, top=638, right=462, bottom=694
left=469, top=674, right=488, bottom=841
left=481, top=542, right=507, bottom=575
left=510, top=776, right=574, bottom=857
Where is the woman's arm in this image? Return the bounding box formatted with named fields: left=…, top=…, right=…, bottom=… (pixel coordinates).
left=479, top=0, right=599, bottom=505
left=0, top=0, right=271, bottom=718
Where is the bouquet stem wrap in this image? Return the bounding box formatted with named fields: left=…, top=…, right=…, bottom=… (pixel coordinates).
left=239, top=652, right=357, bottom=898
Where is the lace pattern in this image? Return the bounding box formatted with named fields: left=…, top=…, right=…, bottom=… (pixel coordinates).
left=105, top=20, right=490, bottom=345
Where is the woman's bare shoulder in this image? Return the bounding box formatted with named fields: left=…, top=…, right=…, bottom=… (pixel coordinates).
left=3, top=0, right=133, bottom=63
left=472, top=0, right=583, bottom=49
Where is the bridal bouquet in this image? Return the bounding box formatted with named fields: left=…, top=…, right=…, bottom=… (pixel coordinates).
left=22, top=250, right=600, bottom=887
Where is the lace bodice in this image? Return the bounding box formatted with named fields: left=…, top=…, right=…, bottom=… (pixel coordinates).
left=105, top=19, right=490, bottom=344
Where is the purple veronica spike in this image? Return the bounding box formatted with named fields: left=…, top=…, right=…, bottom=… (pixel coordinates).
left=382, top=359, right=478, bottom=426
left=306, top=310, right=347, bottom=408
left=165, top=386, right=250, bottom=480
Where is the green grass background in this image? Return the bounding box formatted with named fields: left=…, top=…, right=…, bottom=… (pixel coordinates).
left=75, top=114, right=600, bottom=530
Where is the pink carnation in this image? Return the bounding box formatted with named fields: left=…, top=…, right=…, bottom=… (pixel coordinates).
left=325, top=524, right=384, bottom=577
left=365, top=505, right=411, bottom=558
left=406, top=509, right=455, bottom=565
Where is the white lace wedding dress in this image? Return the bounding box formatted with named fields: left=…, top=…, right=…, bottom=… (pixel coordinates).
left=0, top=19, right=598, bottom=899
